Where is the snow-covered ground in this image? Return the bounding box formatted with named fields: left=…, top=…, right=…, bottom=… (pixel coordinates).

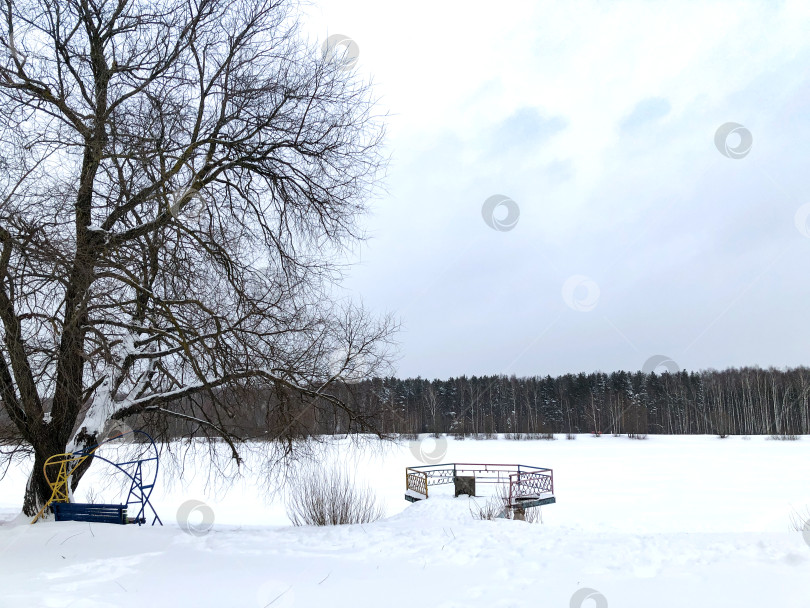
left=1, top=434, right=808, bottom=607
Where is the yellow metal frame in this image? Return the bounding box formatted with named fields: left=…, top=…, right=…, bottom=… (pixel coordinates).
left=30, top=449, right=97, bottom=524
left=405, top=468, right=429, bottom=498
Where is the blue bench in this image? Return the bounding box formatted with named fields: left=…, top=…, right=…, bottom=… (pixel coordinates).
left=52, top=502, right=128, bottom=525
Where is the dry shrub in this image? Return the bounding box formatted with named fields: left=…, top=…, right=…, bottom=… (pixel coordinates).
left=769, top=434, right=799, bottom=441
left=470, top=484, right=542, bottom=523
left=505, top=432, right=544, bottom=440
left=520, top=506, right=543, bottom=523
left=470, top=495, right=508, bottom=521
left=286, top=465, right=384, bottom=526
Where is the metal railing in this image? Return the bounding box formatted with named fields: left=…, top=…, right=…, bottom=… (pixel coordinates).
left=405, top=463, right=554, bottom=506
left=508, top=469, right=554, bottom=504
left=405, top=468, right=429, bottom=497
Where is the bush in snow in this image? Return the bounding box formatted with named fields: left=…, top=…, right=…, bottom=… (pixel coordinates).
left=470, top=489, right=508, bottom=521
left=470, top=485, right=542, bottom=523
left=286, top=465, right=383, bottom=526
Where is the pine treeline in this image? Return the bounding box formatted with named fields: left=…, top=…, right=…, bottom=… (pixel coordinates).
left=332, top=366, right=810, bottom=437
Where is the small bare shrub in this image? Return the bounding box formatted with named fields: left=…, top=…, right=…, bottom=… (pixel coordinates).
left=504, top=432, right=553, bottom=440
left=472, top=432, right=497, bottom=440
left=768, top=434, right=799, bottom=441
left=627, top=433, right=648, bottom=440
left=521, top=506, right=543, bottom=524
left=470, top=495, right=507, bottom=520
left=471, top=483, right=510, bottom=520
left=286, top=465, right=384, bottom=526
left=470, top=485, right=543, bottom=523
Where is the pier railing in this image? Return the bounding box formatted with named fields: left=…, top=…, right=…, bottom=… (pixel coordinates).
left=405, top=463, right=555, bottom=508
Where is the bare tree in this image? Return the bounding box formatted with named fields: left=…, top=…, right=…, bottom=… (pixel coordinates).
left=0, top=0, right=395, bottom=516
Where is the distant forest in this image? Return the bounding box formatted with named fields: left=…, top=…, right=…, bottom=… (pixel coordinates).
left=150, top=365, right=810, bottom=439
left=4, top=366, right=809, bottom=444
left=326, top=366, right=810, bottom=437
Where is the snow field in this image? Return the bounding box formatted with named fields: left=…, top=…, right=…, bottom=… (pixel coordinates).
left=0, top=434, right=808, bottom=607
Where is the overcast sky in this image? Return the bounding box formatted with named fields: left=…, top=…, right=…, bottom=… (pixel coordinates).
left=303, top=0, right=810, bottom=380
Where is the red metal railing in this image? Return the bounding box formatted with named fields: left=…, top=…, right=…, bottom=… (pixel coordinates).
left=508, top=469, right=554, bottom=505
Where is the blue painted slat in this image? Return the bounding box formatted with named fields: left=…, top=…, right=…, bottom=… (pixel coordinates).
left=55, top=502, right=126, bottom=510
left=52, top=502, right=127, bottom=525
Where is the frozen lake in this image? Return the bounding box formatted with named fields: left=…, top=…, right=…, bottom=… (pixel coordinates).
left=0, top=434, right=808, bottom=607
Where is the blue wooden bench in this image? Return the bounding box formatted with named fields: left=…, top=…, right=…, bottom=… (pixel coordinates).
left=52, top=502, right=128, bottom=525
